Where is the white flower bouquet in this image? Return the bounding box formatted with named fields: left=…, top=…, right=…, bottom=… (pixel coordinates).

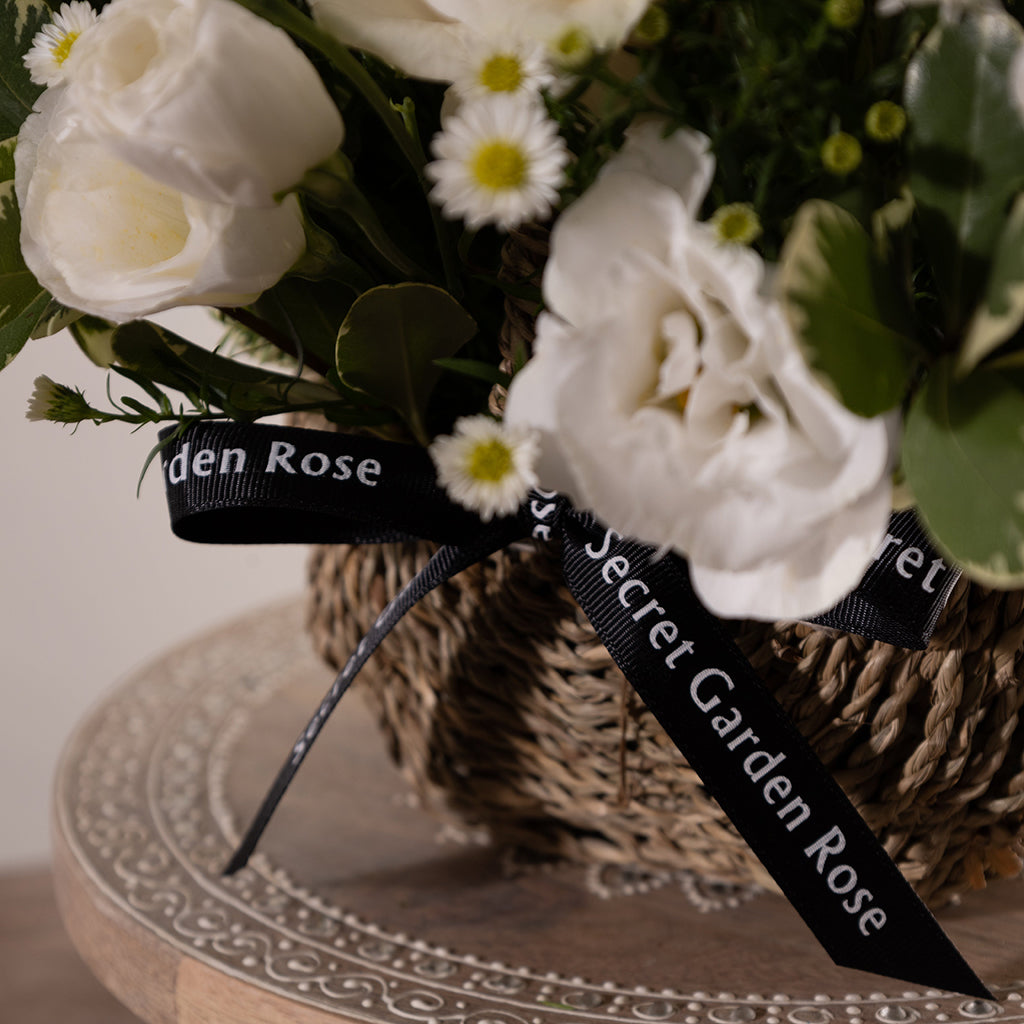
left=4, top=0, right=1024, bottom=627
left=15, top=1, right=1024, bottom=991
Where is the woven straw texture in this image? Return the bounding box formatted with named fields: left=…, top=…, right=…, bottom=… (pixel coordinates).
left=308, top=540, right=1024, bottom=908
left=305, top=227, right=1024, bottom=907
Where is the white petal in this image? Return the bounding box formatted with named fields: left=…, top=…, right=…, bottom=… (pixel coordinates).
left=310, top=0, right=471, bottom=80
left=604, top=122, right=715, bottom=218
left=689, top=473, right=893, bottom=620
left=544, top=170, right=688, bottom=327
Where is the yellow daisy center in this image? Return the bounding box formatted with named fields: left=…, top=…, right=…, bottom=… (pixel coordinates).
left=52, top=30, right=81, bottom=66
left=471, top=141, right=528, bottom=191
left=711, top=203, right=762, bottom=245
left=478, top=54, right=524, bottom=93
left=466, top=438, right=515, bottom=482
left=821, top=132, right=862, bottom=176
left=864, top=101, right=907, bottom=143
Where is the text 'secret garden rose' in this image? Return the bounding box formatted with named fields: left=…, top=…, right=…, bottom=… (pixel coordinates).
left=60, top=0, right=344, bottom=207
left=15, top=90, right=307, bottom=322
left=504, top=123, right=895, bottom=621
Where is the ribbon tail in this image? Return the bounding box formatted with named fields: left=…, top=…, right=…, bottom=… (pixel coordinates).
left=224, top=519, right=528, bottom=875
left=558, top=515, right=991, bottom=999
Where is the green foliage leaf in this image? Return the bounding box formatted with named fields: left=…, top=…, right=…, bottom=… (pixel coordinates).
left=871, top=188, right=915, bottom=261
left=248, top=276, right=356, bottom=373
left=906, top=13, right=1024, bottom=335
left=0, top=0, right=48, bottom=142
left=0, top=136, right=49, bottom=370
left=30, top=296, right=81, bottom=338
left=336, top=283, right=477, bottom=444
left=957, top=193, right=1024, bottom=376
left=778, top=199, right=917, bottom=417
left=71, top=314, right=117, bottom=367
left=77, top=318, right=349, bottom=418
left=904, top=357, right=1024, bottom=586
left=433, top=356, right=510, bottom=388
left=0, top=132, right=13, bottom=181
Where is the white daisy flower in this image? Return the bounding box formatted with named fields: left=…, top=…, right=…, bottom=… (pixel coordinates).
left=430, top=416, right=539, bottom=522
left=452, top=35, right=555, bottom=101
left=426, top=93, right=569, bottom=231
left=23, top=1, right=98, bottom=87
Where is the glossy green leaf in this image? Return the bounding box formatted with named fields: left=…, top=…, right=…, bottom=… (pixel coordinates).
left=71, top=315, right=118, bottom=367
left=906, top=13, right=1024, bottom=335
left=957, top=193, right=1024, bottom=376
left=0, top=0, right=47, bottom=142
left=248, top=276, right=356, bottom=373
left=778, top=199, right=917, bottom=417
left=30, top=297, right=82, bottom=339
left=0, top=137, right=49, bottom=370
left=336, top=283, right=477, bottom=444
left=904, top=357, right=1024, bottom=586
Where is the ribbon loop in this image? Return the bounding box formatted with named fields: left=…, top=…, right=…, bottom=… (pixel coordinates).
left=158, top=421, right=990, bottom=998
left=160, top=421, right=505, bottom=545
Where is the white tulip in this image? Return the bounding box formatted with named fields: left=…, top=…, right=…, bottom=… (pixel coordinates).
left=62, top=0, right=343, bottom=207
left=308, top=0, right=648, bottom=81
left=504, top=122, right=894, bottom=621
left=16, top=90, right=307, bottom=323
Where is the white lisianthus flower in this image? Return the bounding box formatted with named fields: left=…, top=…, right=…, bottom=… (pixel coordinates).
left=430, top=415, right=539, bottom=521
left=308, top=0, right=648, bottom=82
left=23, top=1, right=98, bottom=86
left=504, top=122, right=894, bottom=621
left=15, top=90, right=306, bottom=323
left=875, top=0, right=1001, bottom=19
left=426, top=93, right=569, bottom=230
left=60, top=0, right=343, bottom=207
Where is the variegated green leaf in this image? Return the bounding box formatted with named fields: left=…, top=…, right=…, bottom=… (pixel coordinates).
left=957, top=194, right=1024, bottom=376
left=904, top=357, right=1024, bottom=587
left=906, top=13, right=1024, bottom=335
left=778, top=199, right=917, bottom=416
left=0, top=0, right=49, bottom=142
left=0, top=136, right=49, bottom=370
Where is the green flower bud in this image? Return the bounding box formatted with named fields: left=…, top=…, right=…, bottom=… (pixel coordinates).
left=633, top=4, right=670, bottom=44
left=821, top=132, right=862, bottom=176
left=710, top=203, right=763, bottom=246
left=25, top=375, right=96, bottom=423
left=864, top=101, right=907, bottom=143
left=824, top=0, right=863, bottom=28
left=550, top=26, right=594, bottom=70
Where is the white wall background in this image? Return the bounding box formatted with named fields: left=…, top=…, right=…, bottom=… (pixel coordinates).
left=0, top=308, right=304, bottom=869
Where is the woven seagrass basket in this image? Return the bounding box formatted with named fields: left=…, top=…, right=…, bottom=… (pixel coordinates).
left=305, top=228, right=1024, bottom=909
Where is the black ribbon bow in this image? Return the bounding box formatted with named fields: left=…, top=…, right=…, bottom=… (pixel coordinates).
left=160, top=420, right=988, bottom=999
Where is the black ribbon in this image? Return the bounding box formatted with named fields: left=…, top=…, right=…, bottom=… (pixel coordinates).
left=159, top=421, right=990, bottom=999
left=810, top=508, right=960, bottom=650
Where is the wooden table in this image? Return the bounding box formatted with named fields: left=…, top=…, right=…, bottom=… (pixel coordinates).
left=0, top=867, right=142, bottom=1023
left=52, top=600, right=1024, bottom=1024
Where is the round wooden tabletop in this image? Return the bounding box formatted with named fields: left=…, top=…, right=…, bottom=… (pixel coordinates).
left=52, top=600, right=1024, bottom=1024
